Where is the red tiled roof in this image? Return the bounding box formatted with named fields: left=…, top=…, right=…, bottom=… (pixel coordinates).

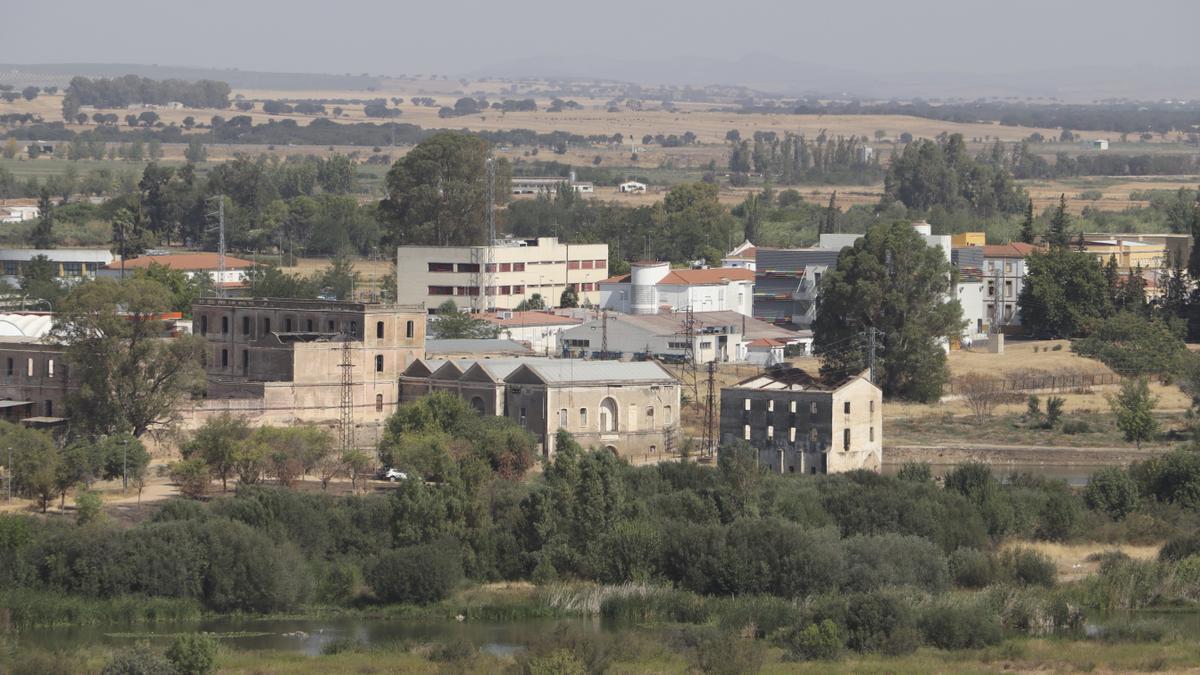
left=600, top=268, right=754, bottom=286
left=724, top=246, right=757, bottom=260
left=108, top=253, right=255, bottom=271
left=480, top=311, right=583, bottom=327
left=981, top=243, right=1042, bottom=259
left=747, top=337, right=786, bottom=347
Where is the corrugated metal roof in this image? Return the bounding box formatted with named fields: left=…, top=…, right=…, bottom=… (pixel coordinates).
left=518, top=360, right=676, bottom=384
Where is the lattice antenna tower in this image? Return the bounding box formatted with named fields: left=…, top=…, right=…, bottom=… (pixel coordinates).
left=339, top=337, right=355, bottom=453
left=679, top=305, right=699, bottom=401
left=205, top=195, right=226, bottom=297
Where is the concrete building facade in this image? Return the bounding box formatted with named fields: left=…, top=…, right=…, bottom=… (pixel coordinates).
left=478, top=310, right=583, bottom=354
left=397, top=237, right=609, bottom=312
left=0, top=337, right=70, bottom=423
left=981, top=242, right=1041, bottom=329
left=0, top=249, right=114, bottom=286
left=720, top=368, right=882, bottom=475
left=189, top=298, right=426, bottom=446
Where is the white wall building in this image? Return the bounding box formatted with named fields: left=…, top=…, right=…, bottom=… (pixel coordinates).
left=599, top=262, right=754, bottom=316
left=397, top=237, right=609, bottom=312
left=559, top=310, right=804, bottom=364
left=722, top=240, right=758, bottom=271
left=0, top=206, right=39, bottom=224
left=619, top=181, right=647, bottom=193
left=981, top=243, right=1040, bottom=329
left=478, top=310, right=583, bottom=355
left=100, top=252, right=253, bottom=291
left=0, top=248, right=113, bottom=285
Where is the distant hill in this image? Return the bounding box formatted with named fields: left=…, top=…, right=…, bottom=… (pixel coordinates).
left=0, top=63, right=383, bottom=91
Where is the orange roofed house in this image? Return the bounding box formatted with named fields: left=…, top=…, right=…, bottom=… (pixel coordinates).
left=100, top=252, right=255, bottom=293
left=599, top=261, right=755, bottom=316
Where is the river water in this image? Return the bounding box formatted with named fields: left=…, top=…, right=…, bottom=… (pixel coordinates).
left=12, top=616, right=599, bottom=656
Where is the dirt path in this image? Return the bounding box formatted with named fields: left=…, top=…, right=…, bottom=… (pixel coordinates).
left=886, top=442, right=1165, bottom=467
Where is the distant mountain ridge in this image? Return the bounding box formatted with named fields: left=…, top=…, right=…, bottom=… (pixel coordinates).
left=0, top=63, right=382, bottom=91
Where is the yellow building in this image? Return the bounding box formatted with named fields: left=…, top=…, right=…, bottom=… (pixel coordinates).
left=951, top=232, right=986, bottom=248
left=1084, top=239, right=1168, bottom=272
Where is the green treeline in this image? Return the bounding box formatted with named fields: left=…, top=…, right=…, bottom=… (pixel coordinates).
left=62, top=75, right=231, bottom=120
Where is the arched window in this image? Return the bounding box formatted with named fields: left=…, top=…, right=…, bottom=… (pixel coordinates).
left=375, top=355, right=384, bottom=372
left=221, top=316, right=229, bottom=334
left=558, top=408, right=568, bottom=428
left=664, top=405, right=673, bottom=424
left=375, top=394, right=384, bottom=412
left=599, top=397, right=618, bottom=432
left=579, top=407, right=588, bottom=428
left=221, top=349, right=228, bottom=367
left=199, top=315, right=208, bottom=336
left=406, top=320, right=415, bottom=339
left=376, top=321, right=385, bottom=339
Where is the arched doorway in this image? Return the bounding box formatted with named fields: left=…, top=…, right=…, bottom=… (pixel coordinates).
left=599, top=397, right=618, bottom=432
left=604, top=445, right=619, bottom=457
left=470, top=396, right=486, bottom=414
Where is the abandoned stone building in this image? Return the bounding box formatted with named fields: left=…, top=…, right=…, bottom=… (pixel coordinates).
left=189, top=298, right=427, bottom=445
left=400, top=358, right=681, bottom=461
left=719, top=368, right=882, bottom=474
left=0, top=336, right=71, bottom=425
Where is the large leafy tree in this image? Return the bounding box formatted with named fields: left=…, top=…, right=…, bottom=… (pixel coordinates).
left=1071, top=312, right=1187, bottom=377
left=1017, top=248, right=1111, bottom=338
left=660, top=182, right=736, bottom=264
left=429, top=300, right=497, bottom=339
left=379, top=132, right=510, bottom=246
left=813, top=221, right=963, bottom=402
left=884, top=134, right=1025, bottom=216
left=53, top=278, right=206, bottom=437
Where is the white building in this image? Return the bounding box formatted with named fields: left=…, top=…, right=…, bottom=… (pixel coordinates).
left=559, top=310, right=805, bottom=364
left=511, top=174, right=594, bottom=195
left=478, top=310, right=583, bottom=355
left=956, top=274, right=987, bottom=342
left=619, top=181, right=648, bottom=193
left=101, top=252, right=254, bottom=292
left=722, top=240, right=759, bottom=271
left=1092, top=139, right=1109, bottom=150
left=0, top=248, right=114, bottom=285
left=397, top=237, right=609, bottom=312
left=599, top=262, right=754, bottom=316
left=0, top=206, right=39, bottom=224
left=819, top=221, right=951, bottom=264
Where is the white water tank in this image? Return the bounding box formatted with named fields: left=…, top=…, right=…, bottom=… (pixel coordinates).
left=912, top=220, right=932, bottom=236
left=630, top=262, right=670, bottom=314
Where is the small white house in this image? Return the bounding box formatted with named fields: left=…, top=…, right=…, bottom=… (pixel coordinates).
left=619, top=181, right=647, bottom=193
left=1092, top=139, right=1109, bottom=150
left=0, top=206, right=39, bottom=224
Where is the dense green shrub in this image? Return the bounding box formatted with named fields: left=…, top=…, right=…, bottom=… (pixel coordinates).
left=918, top=602, right=1002, bottom=649
left=999, top=548, right=1057, bottom=587
left=949, top=548, right=996, bottom=588
left=782, top=619, right=842, bottom=661
left=366, top=539, right=463, bottom=604
left=100, top=642, right=175, bottom=675
left=166, top=633, right=218, bottom=675
left=1159, top=533, right=1200, bottom=562
left=1085, top=467, right=1140, bottom=520
left=842, top=534, right=949, bottom=592
left=692, top=629, right=767, bottom=674
left=842, top=590, right=920, bottom=655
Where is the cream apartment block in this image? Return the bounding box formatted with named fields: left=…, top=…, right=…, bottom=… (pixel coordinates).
left=396, top=237, right=609, bottom=312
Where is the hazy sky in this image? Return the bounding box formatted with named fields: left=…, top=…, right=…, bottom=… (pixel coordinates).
left=5, top=0, right=1198, bottom=77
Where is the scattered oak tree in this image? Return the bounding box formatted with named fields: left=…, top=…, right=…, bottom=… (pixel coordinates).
left=1109, top=377, right=1158, bottom=449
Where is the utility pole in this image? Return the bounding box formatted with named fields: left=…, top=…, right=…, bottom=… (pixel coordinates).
left=702, top=360, right=717, bottom=458
left=867, top=326, right=877, bottom=385
left=600, top=309, right=608, bottom=358
left=121, top=438, right=128, bottom=493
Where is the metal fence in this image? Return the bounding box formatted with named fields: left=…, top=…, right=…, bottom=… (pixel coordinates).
left=946, top=371, right=1120, bottom=395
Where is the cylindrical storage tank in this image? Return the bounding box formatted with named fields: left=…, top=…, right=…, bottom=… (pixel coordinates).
left=911, top=220, right=932, bottom=236
left=630, top=262, right=669, bottom=315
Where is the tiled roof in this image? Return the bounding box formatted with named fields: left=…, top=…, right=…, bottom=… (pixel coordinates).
left=109, top=253, right=255, bottom=271
left=600, top=268, right=755, bottom=285
left=981, top=243, right=1041, bottom=258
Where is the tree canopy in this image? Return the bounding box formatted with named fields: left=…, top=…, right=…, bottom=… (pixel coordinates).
left=813, top=221, right=963, bottom=401
left=1017, top=248, right=1111, bottom=338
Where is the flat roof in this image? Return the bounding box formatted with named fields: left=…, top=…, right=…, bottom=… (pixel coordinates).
left=426, top=338, right=534, bottom=355
left=0, top=248, right=114, bottom=263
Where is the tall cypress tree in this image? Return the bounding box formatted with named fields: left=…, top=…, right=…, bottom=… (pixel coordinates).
left=1047, top=194, right=1070, bottom=248
left=1188, top=192, right=1200, bottom=279
left=1019, top=198, right=1036, bottom=244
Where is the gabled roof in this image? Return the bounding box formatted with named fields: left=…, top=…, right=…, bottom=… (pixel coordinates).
left=108, top=252, right=254, bottom=271
left=460, top=357, right=558, bottom=383
left=729, top=368, right=875, bottom=393
left=981, top=243, right=1041, bottom=259
left=601, top=268, right=755, bottom=286
left=505, top=360, right=677, bottom=386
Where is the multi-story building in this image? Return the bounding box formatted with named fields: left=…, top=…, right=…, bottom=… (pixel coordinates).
left=0, top=336, right=70, bottom=424
left=0, top=249, right=114, bottom=286
left=397, top=237, right=609, bottom=312
left=599, top=262, right=754, bottom=316
left=101, top=252, right=254, bottom=293
left=981, top=242, right=1041, bottom=330
left=400, top=358, right=681, bottom=461
left=1082, top=239, right=1168, bottom=272
left=189, top=298, right=426, bottom=445
left=720, top=367, right=882, bottom=475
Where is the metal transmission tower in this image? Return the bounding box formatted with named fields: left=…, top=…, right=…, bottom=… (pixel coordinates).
left=701, top=360, right=717, bottom=458
left=205, top=196, right=227, bottom=297
left=338, top=338, right=355, bottom=453
left=677, top=306, right=700, bottom=400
